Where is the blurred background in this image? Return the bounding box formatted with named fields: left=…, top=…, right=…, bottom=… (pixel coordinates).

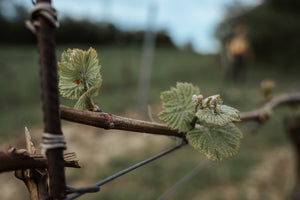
left=0, top=0, right=300, bottom=199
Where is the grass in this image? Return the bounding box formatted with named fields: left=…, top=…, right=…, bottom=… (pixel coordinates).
left=0, top=44, right=299, bottom=199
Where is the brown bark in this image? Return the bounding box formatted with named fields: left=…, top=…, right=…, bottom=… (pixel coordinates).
left=240, top=93, right=300, bottom=122
left=60, top=105, right=184, bottom=138
left=15, top=169, right=48, bottom=200
left=285, top=117, right=300, bottom=200
left=14, top=127, right=47, bottom=200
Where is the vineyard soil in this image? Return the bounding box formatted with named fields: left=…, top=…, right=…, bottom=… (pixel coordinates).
left=0, top=123, right=295, bottom=200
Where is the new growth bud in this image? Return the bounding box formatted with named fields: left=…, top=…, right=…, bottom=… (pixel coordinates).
left=201, top=94, right=222, bottom=113
left=192, top=95, right=198, bottom=106
left=192, top=94, right=203, bottom=112
left=210, top=98, right=217, bottom=107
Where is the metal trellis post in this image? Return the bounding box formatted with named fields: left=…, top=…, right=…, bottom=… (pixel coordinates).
left=35, top=0, right=66, bottom=199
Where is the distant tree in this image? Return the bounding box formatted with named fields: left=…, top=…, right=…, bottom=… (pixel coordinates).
left=0, top=1, right=176, bottom=48
left=0, top=0, right=35, bottom=44
left=56, top=19, right=119, bottom=45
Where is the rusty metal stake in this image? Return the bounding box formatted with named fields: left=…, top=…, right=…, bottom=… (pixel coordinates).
left=35, top=0, right=66, bottom=198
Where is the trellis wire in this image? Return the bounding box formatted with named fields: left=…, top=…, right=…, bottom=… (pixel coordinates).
left=157, top=160, right=211, bottom=200
left=66, top=185, right=100, bottom=194
left=65, top=141, right=187, bottom=200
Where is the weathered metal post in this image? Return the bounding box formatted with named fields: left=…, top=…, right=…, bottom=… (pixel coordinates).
left=136, top=2, right=157, bottom=116
left=285, top=116, right=300, bottom=200
left=33, top=0, right=66, bottom=199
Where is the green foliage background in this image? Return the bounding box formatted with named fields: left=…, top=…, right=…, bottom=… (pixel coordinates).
left=0, top=44, right=299, bottom=199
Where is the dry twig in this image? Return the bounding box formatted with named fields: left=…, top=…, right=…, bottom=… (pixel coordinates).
left=239, top=92, right=300, bottom=122
left=14, top=127, right=47, bottom=200
left=0, top=148, right=80, bottom=173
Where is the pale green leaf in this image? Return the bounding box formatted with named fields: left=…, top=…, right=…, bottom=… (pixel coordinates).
left=58, top=47, right=102, bottom=100
left=196, top=105, right=240, bottom=126
left=187, top=123, right=243, bottom=160
left=158, top=82, right=200, bottom=132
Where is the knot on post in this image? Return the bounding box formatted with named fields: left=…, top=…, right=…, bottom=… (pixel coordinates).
left=25, top=2, right=59, bottom=34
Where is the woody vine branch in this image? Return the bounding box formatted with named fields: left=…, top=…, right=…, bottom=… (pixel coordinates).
left=59, top=92, right=300, bottom=137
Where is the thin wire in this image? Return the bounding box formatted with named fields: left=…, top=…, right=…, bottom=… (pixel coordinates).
left=65, top=142, right=187, bottom=200
left=156, top=160, right=211, bottom=200
left=66, top=185, right=100, bottom=194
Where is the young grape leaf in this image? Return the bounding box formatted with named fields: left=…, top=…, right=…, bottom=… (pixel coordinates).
left=158, top=82, right=200, bottom=132
left=58, top=47, right=102, bottom=100
left=187, top=123, right=243, bottom=160
left=196, top=105, right=240, bottom=126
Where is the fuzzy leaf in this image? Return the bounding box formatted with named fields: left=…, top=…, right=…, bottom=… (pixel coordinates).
left=187, top=123, right=243, bottom=160
left=158, top=82, right=200, bottom=132
left=196, top=105, right=240, bottom=126
left=58, top=47, right=102, bottom=100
